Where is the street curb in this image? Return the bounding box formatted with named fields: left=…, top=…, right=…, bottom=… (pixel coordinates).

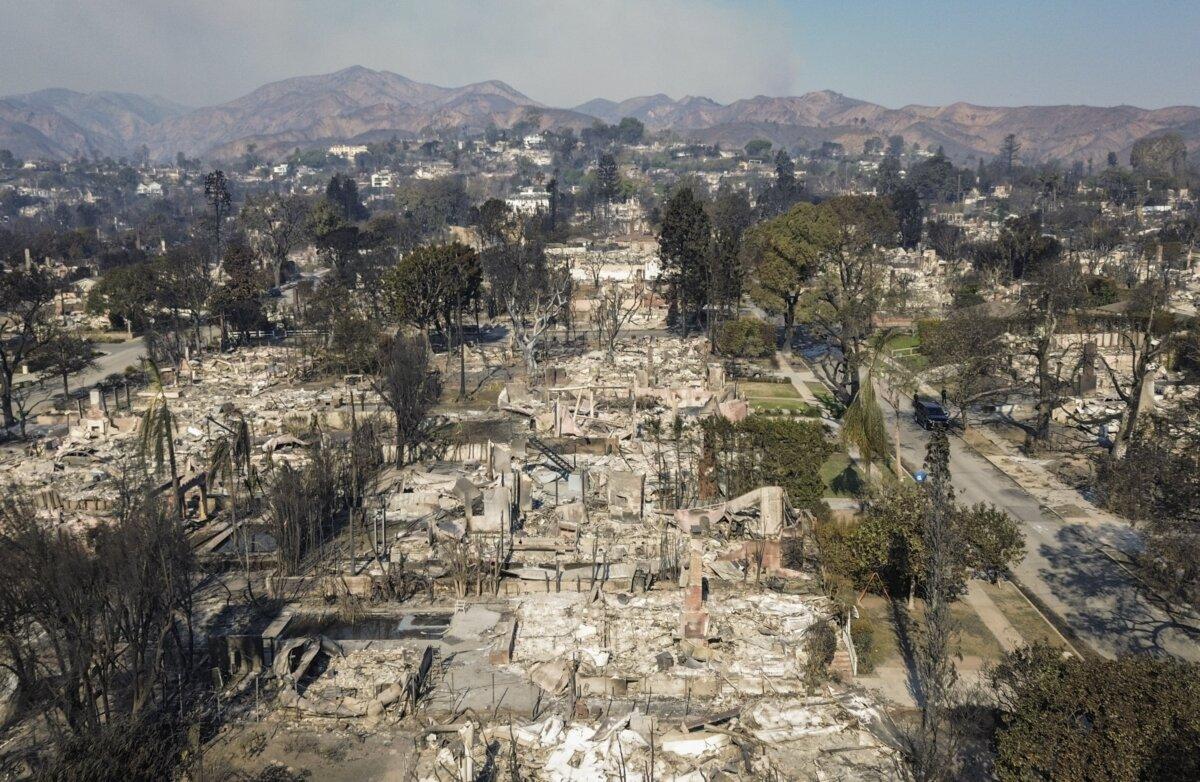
left=1003, top=572, right=1095, bottom=660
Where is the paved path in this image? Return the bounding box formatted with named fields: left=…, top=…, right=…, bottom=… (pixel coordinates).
left=870, top=371, right=1200, bottom=661
left=775, top=352, right=822, bottom=405
left=963, top=582, right=1025, bottom=653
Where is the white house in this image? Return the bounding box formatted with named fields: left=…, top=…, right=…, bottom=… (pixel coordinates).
left=328, top=144, right=369, bottom=159
left=505, top=186, right=550, bottom=215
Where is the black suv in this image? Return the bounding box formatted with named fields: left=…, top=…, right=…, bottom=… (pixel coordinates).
left=914, top=398, right=951, bottom=429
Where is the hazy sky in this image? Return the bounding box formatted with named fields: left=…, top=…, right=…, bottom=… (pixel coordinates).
left=2, top=0, right=1198, bottom=109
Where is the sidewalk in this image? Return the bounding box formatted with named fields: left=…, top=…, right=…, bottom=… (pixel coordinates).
left=962, top=581, right=1024, bottom=653
left=774, top=352, right=822, bottom=405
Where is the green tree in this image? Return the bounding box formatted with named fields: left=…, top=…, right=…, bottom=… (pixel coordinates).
left=325, top=173, right=368, bottom=220
left=382, top=242, right=480, bottom=395
left=209, top=241, right=268, bottom=341
left=999, top=134, right=1021, bottom=179
left=908, top=428, right=961, bottom=782
left=841, top=371, right=890, bottom=482
left=744, top=139, right=773, bottom=159
left=808, top=196, right=898, bottom=400
left=909, top=150, right=961, bottom=203
left=843, top=459, right=1022, bottom=604
left=240, top=193, right=311, bottom=287
left=743, top=201, right=838, bottom=344
left=876, top=153, right=903, bottom=197
left=845, top=484, right=926, bottom=602
left=756, top=150, right=806, bottom=218
left=87, top=262, right=155, bottom=336
left=658, top=187, right=712, bottom=335
left=892, top=186, right=923, bottom=249
left=394, top=176, right=470, bottom=240
left=996, top=212, right=1062, bottom=280
left=307, top=199, right=362, bottom=282
left=594, top=153, right=621, bottom=204
left=956, top=502, right=1025, bottom=583
left=1130, top=132, right=1188, bottom=186
left=990, top=647, right=1200, bottom=782
left=714, top=316, right=775, bottom=358
left=701, top=415, right=832, bottom=512
left=615, top=117, right=645, bottom=145
left=774, top=149, right=796, bottom=188
left=707, top=188, right=753, bottom=342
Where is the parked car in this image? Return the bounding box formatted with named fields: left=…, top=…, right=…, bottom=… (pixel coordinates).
left=914, top=398, right=950, bottom=429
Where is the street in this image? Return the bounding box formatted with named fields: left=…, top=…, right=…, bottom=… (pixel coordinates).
left=874, top=374, right=1200, bottom=661
left=14, top=337, right=146, bottom=413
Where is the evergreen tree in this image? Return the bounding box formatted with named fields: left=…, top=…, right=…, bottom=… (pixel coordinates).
left=908, top=428, right=962, bottom=781
left=774, top=149, right=796, bottom=188
left=658, top=187, right=712, bottom=335
left=546, top=174, right=559, bottom=231
left=594, top=153, right=621, bottom=203
left=203, top=169, right=231, bottom=273
left=892, top=186, right=923, bottom=249
left=708, top=189, right=752, bottom=343
left=326, top=174, right=367, bottom=221
left=999, top=134, right=1021, bottom=178
left=876, top=154, right=903, bottom=196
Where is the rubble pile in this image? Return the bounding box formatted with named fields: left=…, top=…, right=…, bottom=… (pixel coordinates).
left=409, top=690, right=903, bottom=782
left=3, top=328, right=908, bottom=781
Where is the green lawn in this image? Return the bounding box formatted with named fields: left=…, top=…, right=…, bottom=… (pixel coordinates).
left=980, top=580, right=1069, bottom=650
left=949, top=602, right=1007, bottom=661
left=882, top=332, right=928, bottom=371
left=740, top=381, right=800, bottom=399
left=821, top=452, right=864, bottom=497
left=907, top=600, right=1006, bottom=664
left=884, top=333, right=921, bottom=352
left=858, top=595, right=902, bottom=665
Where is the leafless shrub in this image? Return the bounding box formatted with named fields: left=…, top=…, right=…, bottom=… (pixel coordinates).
left=0, top=490, right=204, bottom=777
left=371, top=332, right=442, bottom=465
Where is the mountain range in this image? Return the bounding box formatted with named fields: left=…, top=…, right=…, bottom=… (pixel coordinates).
left=3, top=65, right=1198, bottom=165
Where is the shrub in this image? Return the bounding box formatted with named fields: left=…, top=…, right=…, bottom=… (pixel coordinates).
left=701, top=415, right=833, bottom=510
left=716, top=316, right=776, bottom=358
left=782, top=535, right=806, bottom=570
left=850, top=612, right=878, bottom=674
left=802, top=621, right=838, bottom=685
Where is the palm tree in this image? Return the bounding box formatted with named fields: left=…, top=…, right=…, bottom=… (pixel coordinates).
left=867, top=328, right=918, bottom=478
left=138, top=361, right=182, bottom=518
left=841, top=366, right=889, bottom=484
left=207, top=410, right=257, bottom=596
